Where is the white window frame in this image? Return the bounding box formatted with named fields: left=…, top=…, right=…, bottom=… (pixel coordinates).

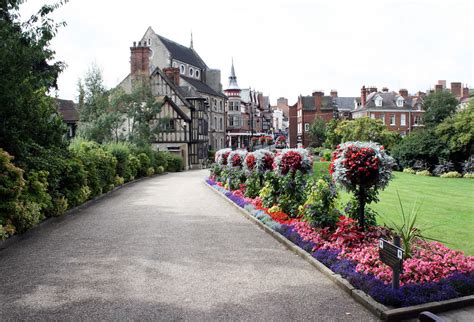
left=396, top=98, right=404, bottom=107
left=380, top=113, right=385, bottom=124
left=401, top=113, right=406, bottom=126
left=370, top=113, right=375, bottom=119
left=297, top=123, right=302, bottom=134
left=195, top=70, right=200, bottom=78
left=189, top=67, right=194, bottom=76
left=180, top=64, right=185, bottom=74
left=390, top=114, right=396, bottom=126
left=304, top=123, right=310, bottom=132
left=375, top=95, right=383, bottom=107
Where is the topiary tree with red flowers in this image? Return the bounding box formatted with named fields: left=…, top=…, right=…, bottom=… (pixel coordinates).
left=330, top=142, right=394, bottom=230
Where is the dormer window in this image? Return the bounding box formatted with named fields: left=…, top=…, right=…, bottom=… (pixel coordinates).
left=189, top=67, right=194, bottom=76
left=180, top=64, right=185, bottom=74
left=195, top=70, right=200, bottom=78
left=375, top=95, right=383, bottom=107
left=396, top=98, right=404, bottom=107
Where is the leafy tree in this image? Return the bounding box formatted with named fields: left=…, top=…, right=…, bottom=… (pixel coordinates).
left=335, top=117, right=400, bottom=150
left=391, top=129, right=443, bottom=169
left=323, top=119, right=342, bottom=149
left=423, top=91, right=459, bottom=127
left=0, top=0, right=67, bottom=160
left=308, top=117, right=326, bottom=147
left=435, top=101, right=474, bottom=163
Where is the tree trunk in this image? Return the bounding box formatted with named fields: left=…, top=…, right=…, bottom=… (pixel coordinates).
left=358, top=185, right=366, bottom=231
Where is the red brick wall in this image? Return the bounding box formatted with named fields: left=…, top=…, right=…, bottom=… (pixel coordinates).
left=363, top=111, right=425, bottom=135
left=130, top=43, right=150, bottom=78
left=450, top=82, right=462, bottom=98
left=288, top=103, right=297, bottom=148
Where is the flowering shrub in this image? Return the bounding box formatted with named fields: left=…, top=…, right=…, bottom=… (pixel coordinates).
left=227, top=150, right=247, bottom=169
left=215, top=148, right=231, bottom=167
left=274, top=149, right=313, bottom=175
left=253, top=149, right=275, bottom=173
left=275, top=135, right=287, bottom=148
left=302, top=177, right=340, bottom=229
left=243, top=153, right=256, bottom=172
left=330, top=142, right=394, bottom=230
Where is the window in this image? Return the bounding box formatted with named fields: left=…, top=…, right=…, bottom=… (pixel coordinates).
left=229, top=116, right=234, bottom=127
left=189, top=67, right=194, bottom=76
left=214, top=117, right=217, bottom=130
left=401, top=113, right=406, bottom=126
left=390, top=114, right=396, bottom=125
left=219, top=118, right=223, bottom=130
left=195, top=70, right=200, bottom=78
left=235, top=102, right=240, bottom=111
left=304, top=123, right=310, bottom=132
left=375, top=95, right=383, bottom=107
left=180, top=64, right=185, bottom=74
left=380, top=113, right=385, bottom=124
left=370, top=113, right=375, bottom=119
left=297, top=123, right=302, bottom=134
left=396, top=98, right=404, bottom=107
left=414, top=115, right=422, bottom=125
left=219, top=101, right=223, bottom=112
left=172, top=62, right=178, bottom=68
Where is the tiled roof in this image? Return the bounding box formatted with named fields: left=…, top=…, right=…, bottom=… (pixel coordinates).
left=181, top=75, right=226, bottom=98
left=56, top=99, right=78, bottom=122
left=360, top=92, right=415, bottom=111
left=321, top=96, right=335, bottom=110
left=334, top=97, right=356, bottom=111
left=158, top=35, right=207, bottom=70
left=301, top=96, right=314, bottom=110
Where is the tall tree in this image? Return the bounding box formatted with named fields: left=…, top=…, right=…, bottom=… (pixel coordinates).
left=308, top=117, right=326, bottom=147
left=0, top=0, right=67, bottom=160
left=423, top=91, right=459, bottom=127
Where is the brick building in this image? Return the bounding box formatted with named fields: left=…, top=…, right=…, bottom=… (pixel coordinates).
left=352, top=86, right=425, bottom=136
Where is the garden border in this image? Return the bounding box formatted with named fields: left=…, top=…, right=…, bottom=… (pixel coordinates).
left=0, top=173, right=168, bottom=252
left=205, top=182, right=474, bottom=321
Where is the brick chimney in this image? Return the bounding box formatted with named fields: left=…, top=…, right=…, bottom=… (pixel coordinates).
left=361, top=86, right=367, bottom=107
left=450, top=82, right=462, bottom=98
left=417, top=91, right=426, bottom=98
left=437, top=80, right=446, bottom=89
left=330, top=89, right=338, bottom=98
left=130, top=41, right=151, bottom=78
left=163, top=67, right=180, bottom=86
left=463, top=86, right=469, bottom=99
left=312, top=90, right=324, bottom=111
left=382, top=87, right=389, bottom=92
left=368, top=86, right=378, bottom=94
left=435, top=84, right=443, bottom=92
left=399, top=89, right=408, bottom=98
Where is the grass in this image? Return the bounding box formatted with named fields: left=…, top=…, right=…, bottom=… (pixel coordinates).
left=313, top=162, right=474, bottom=255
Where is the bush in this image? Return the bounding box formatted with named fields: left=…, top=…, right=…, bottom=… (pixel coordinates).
left=50, top=196, right=68, bottom=217
left=416, top=170, right=432, bottom=176
left=60, top=157, right=89, bottom=208
left=152, top=151, right=168, bottom=172
left=114, top=176, right=125, bottom=186
left=105, top=142, right=131, bottom=180
left=403, top=168, right=416, bottom=174
left=433, top=161, right=455, bottom=176
left=440, top=171, right=462, bottom=178
left=146, top=167, right=155, bottom=176
left=463, top=173, right=474, bottom=179
left=208, top=149, right=216, bottom=164
left=461, top=158, right=474, bottom=175
left=303, top=177, right=340, bottom=229
left=127, top=154, right=140, bottom=181
left=155, top=166, right=165, bottom=174
left=137, top=153, right=151, bottom=177
left=165, top=153, right=183, bottom=172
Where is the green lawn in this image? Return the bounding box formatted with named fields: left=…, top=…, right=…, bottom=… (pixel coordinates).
left=313, top=162, right=474, bottom=255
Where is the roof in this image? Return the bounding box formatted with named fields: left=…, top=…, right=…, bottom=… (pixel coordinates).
left=155, top=95, right=191, bottom=122
left=360, top=91, right=415, bottom=111
left=321, top=96, right=335, bottom=110
left=227, top=61, right=240, bottom=90
left=334, top=97, right=356, bottom=111
left=181, top=75, right=226, bottom=98
left=56, top=99, right=79, bottom=122
left=157, top=35, right=207, bottom=70
left=301, top=96, right=315, bottom=110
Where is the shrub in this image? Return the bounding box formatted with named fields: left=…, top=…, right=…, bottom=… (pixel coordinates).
left=127, top=154, right=140, bottom=181
left=60, top=157, right=88, bottom=208
left=105, top=142, right=131, bottom=179
left=50, top=196, right=68, bottom=217
left=440, top=171, right=462, bottom=178
left=11, top=201, right=43, bottom=233
left=303, top=177, right=340, bottom=229
left=155, top=166, right=165, bottom=174
left=278, top=170, right=308, bottom=217
left=403, top=168, right=416, bottom=174
left=152, top=151, right=168, bottom=172
left=344, top=197, right=378, bottom=227
left=114, top=176, right=125, bottom=186
left=464, top=173, right=474, bottom=179
left=432, top=161, right=455, bottom=176
left=165, top=153, right=183, bottom=172
left=137, top=153, right=151, bottom=177
left=461, top=158, right=474, bottom=175
left=416, top=170, right=432, bottom=176
left=146, top=167, right=155, bottom=176
left=208, top=149, right=216, bottom=164
left=244, top=172, right=261, bottom=198
left=22, top=170, right=52, bottom=215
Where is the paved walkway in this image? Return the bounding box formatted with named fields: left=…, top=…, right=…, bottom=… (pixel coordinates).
left=0, top=170, right=378, bottom=320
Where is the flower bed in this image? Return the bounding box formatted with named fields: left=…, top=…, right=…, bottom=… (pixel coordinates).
left=206, top=168, right=474, bottom=308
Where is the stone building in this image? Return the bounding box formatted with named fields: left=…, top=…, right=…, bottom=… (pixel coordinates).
left=136, top=27, right=227, bottom=151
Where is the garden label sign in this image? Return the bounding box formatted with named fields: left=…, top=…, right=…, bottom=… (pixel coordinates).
left=379, top=238, right=404, bottom=289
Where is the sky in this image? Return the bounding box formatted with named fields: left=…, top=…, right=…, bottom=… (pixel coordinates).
left=19, top=0, right=473, bottom=105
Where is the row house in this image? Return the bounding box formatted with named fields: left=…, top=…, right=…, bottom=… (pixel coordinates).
left=431, top=80, right=471, bottom=108
left=138, top=27, right=227, bottom=151
left=352, top=86, right=425, bottom=136
left=119, top=39, right=209, bottom=169
left=224, top=61, right=271, bottom=149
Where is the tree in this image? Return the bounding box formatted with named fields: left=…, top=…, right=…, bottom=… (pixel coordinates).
left=391, top=129, right=443, bottom=169
left=0, top=0, right=67, bottom=160
left=308, top=117, right=326, bottom=147
left=435, top=101, right=474, bottom=163
left=423, top=91, right=459, bottom=127
left=335, top=117, right=400, bottom=150
left=323, top=119, right=342, bottom=149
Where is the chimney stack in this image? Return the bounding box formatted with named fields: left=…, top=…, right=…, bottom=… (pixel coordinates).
left=361, top=86, right=367, bottom=107
left=130, top=41, right=151, bottom=79
left=437, top=80, right=447, bottom=89
left=330, top=89, right=338, bottom=98
left=163, top=67, right=180, bottom=86
left=312, top=90, right=324, bottom=111
left=382, top=87, right=389, bottom=92
left=368, top=86, right=378, bottom=93
left=450, top=82, right=462, bottom=98
left=435, top=84, right=443, bottom=92
left=463, top=86, right=469, bottom=99
left=399, top=89, right=408, bottom=98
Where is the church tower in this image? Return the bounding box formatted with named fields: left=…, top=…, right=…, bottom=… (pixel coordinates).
left=224, top=59, right=242, bottom=131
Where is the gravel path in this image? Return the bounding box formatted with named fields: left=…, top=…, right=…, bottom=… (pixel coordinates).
left=0, top=170, right=377, bottom=321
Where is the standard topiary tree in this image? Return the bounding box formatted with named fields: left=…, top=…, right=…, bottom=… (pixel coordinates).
left=330, top=142, right=394, bottom=230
